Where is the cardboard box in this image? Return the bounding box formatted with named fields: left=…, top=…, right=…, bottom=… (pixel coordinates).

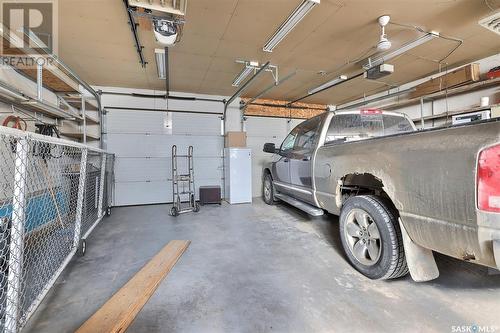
left=225, top=131, right=247, bottom=147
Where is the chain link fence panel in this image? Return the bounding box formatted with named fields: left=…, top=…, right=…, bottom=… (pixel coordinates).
left=0, top=127, right=113, bottom=333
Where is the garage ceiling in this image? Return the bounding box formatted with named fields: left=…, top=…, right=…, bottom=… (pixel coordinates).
left=59, top=0, right=500, bottom=105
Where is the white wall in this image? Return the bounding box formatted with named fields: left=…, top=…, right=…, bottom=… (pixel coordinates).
left=341, top=53, right=500, bottom=128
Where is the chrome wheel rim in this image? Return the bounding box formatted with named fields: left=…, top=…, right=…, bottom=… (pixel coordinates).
left=344, top=208, right=381, bottom=266
left=264, top=178, right=271, bottom=201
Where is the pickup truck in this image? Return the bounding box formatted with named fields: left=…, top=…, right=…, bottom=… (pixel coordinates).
left=262, top=109, right=500, bottom=282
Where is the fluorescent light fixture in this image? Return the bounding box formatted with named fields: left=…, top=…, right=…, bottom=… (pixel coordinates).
left=308, top=75, right=347, bottom=95
left=155, top=48, right=166, bottom=79
left=232, top=61, right=260, bottom=87
left=363, top=32, right=439, bottom=69
left=263, top=0, right=320, bottom=52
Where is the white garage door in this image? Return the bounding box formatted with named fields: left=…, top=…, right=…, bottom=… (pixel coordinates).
left=245, top=116, right=303, bottom=197
left=105, top=109, right=223, bottom=206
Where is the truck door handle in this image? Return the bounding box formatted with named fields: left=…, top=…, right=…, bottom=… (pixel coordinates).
left=284, top=158, right=289, bottom=162
left=302, top=157, right=310, bottom=161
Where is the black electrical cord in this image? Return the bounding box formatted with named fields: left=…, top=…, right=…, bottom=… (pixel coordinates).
left=34, top=124, right=62, bottom=159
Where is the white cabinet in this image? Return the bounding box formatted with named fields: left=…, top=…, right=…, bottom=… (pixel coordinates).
left=224, top=148, right=252, bottom=204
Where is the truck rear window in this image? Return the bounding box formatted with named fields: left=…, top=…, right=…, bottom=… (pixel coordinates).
left=325, top=113, right=414, bottom=143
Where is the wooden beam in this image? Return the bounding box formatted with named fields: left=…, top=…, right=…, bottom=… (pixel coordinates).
left=75, top=240, right=191, bottom=333
left=242, top=98, right=326, bottom=119
left=409, top=63, right=480, bottom=99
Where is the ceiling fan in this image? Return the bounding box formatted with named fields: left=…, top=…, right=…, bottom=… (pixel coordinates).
left=377, top=15, right=392, bottom=52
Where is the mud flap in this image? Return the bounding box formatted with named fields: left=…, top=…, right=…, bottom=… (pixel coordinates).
left=493, top=240, right=500, bottom=270
left=398, top=218, right=440, bottom=282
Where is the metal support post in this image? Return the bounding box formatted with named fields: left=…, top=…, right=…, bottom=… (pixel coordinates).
left=5, top=138, right=29, bottom=333
left=73, top=149, right=88, bottom=248
left=420, top=97, right=425, bottom=129
left=36, top=63, right=43, bottom=101
left=97, top=153, right=107, bottom=219
left=81, top=95, right=87, bottom=145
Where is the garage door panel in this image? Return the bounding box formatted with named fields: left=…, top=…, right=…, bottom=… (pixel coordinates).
left=115, top=181, right=170, bottom=206
left=106, top=133, right=223, bottom=158
left=106, top=110, right=170, bottom=134
left=115, top=177, right=222, bottom=206
left=172, top=113, right=221, bottom=135
left=102, top=95, right=156, bottom=109
left=114, top=157, right=223, bottom=182
left=106, top=106, right=223, bottom=206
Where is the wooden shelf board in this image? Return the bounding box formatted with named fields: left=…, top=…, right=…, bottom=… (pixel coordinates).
left=60, top=132, right=100, bottom=141
left=84, top=115, right=100, bottom=125
left=66, top=99, right=98, bottom=111
left=19, top=100, right=82, bottom=120
left=382, top=78, right=500, bottom=111
left=412, top=104, right=498, bottom=123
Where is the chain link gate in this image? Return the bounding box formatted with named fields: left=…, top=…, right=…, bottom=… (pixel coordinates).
left=0, top=127, right=113, bottom=333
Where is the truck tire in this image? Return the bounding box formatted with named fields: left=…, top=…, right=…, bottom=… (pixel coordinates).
left=263, top=173, right=275, bottom=205
left=339, top=195, right=408, bottom=280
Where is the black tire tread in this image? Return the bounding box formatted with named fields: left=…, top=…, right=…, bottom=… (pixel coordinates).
left=358, top=195, right=409, bottom=279
left=341, top=195, right=409, bottom=280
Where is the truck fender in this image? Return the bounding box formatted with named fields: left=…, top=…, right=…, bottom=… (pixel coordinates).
left=398, top=218, right=440, bottom=282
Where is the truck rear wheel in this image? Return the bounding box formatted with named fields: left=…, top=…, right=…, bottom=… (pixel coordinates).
left=339, top=195, right=408, bottom=280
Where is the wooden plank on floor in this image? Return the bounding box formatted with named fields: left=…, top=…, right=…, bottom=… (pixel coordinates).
left=75, top=240, right=191, bottom=333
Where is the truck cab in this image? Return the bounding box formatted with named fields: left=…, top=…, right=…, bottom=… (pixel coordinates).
left=263, top=109, right=415, bottom=208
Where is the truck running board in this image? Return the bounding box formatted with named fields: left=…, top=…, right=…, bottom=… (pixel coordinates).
left=275, top=193, right=324, bottom=216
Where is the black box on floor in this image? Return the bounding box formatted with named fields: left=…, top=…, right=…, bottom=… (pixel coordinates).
left=199, top=186, right=221, bottom=205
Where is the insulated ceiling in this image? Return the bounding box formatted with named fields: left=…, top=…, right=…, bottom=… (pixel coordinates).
left=58, top=0, right=500, bottom=105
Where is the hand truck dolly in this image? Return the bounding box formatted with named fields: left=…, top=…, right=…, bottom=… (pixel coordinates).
left=170, top=145, right=200, bottom=216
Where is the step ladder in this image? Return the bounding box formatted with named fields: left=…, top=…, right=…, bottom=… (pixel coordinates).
left=170, top=145, right=200, bottom=216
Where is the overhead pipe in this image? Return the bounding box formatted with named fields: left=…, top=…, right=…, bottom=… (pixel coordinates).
left=337, top=86, right=415, bottom=110
left=287, top=72, right=364, bottom=107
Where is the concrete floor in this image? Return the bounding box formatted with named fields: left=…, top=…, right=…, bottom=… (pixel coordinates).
left=24, top=199, right=500, bottom=333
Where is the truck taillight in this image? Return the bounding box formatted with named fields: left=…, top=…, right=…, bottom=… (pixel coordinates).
left=477, top=144, right=500, bottom=213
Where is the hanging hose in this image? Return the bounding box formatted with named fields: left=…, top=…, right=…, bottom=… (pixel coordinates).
left=2, top=116, right=27, bottom=131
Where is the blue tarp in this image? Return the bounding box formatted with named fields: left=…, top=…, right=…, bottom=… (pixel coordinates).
left=0, top=191, right=69, bottom=232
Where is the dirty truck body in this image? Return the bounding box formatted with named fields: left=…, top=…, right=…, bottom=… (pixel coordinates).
left=262, top=110, right=500, bottom=281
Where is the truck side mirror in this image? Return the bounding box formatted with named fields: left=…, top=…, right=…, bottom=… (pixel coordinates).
left=263, top=143, right=277, bottom=154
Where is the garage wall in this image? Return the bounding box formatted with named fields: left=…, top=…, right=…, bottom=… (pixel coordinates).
left=244, top=116, right=303, bottom=197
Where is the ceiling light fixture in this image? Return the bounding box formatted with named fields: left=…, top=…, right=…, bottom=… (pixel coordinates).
left=155, top=48, right=166, bottom=79
left=263, top=0, right=320, bottom=52
left=308, top=75, right=347, bottom=95
left=363, top=31, right=440, bottom=69
left=232, top=61, right=260, bottom=87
